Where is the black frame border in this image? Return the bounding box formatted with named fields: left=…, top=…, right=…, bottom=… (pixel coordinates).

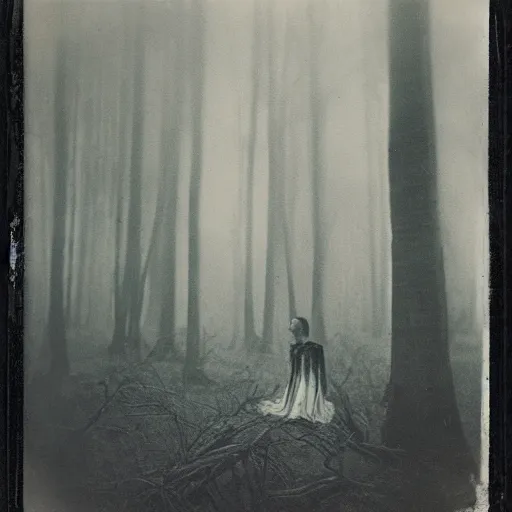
left=1, top=0, right=24, bottom=511
left=489, top=0, right=511, bottom=510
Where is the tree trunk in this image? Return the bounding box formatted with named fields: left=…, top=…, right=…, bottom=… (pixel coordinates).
left=278, top=19, right=296, bottom=323
left=261, top=1, right=278, bottom=352
left=243, top=0, right=261, bottom=350
left=382, top=0, right=476, bottom=508
left=230, top=106, right=245, bottom=349
left=124, top=16, right=145, bottom=362
left=308, top=4, right=327, bottom=344
left=65, top=70, right=81, bottom=328
left=47, top=40, right=70, bottom=383
left=282, top=206, right=296, bottom=321
left=151, top=2, right=185, bottom=362
left=184, top=0, right=206, bottom=376
left=109, top=31, right=132, bottom=357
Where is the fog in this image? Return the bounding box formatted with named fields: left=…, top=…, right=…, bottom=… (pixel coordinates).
left=22, top=0, right=489, bottom=509
left=24, top=0, right=488, bottom=357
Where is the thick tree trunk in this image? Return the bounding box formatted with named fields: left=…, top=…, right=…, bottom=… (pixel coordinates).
left=308, top=4, right=327, bottom=345
left=243, top=0, right=261, bottom=350
left=382, top=0, right=476, bottom=508
left=47, top=41, right=70, bottom=383
left=261, top=1, right=278, bottom=352
left=184, top=0, right=206, bottom=376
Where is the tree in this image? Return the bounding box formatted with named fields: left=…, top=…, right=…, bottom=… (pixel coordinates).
left=230, top=103, right=245, bottom=349
left=308, top=3, right=327, bottom=344
left=123, top=9, right=146, bottom=362
left=47, top=39, right=70, bottom=383
left=184, top=0, right=207, bottom=378
left=151, top=0, right=186, bottom=361
left=261, top=0, right=279, bottom=352
left=281, top=159, right=297, bottom=322
left=277, top=19, right=296, bottom=322
left=109, top=25, right=132, bottom=357
left=382, top=0, right=476, bottom=507
left=64, top=46, right=82, bottom=328
left=243, top=0, right=262, bottom=350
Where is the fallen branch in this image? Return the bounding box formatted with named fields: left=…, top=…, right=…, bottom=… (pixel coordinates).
left=79, top=377, right=133, bottom=433
left=267, top=476, right=340, bottom=498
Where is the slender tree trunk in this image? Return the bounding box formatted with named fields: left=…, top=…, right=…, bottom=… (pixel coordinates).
left=281, top=191, right=296, bottom=321
left=124, top=17, right=145, bottom=362
left=75, top=74, right=99, bottom=329
left=65, top=75, right=81, bottom=328
left=261, top=1, right=278, bottom=352
left=184, top=0, right=206, bottom=376
left=244, top=0, right=261, bottom=350
left=110, top=167, right=128, bottom=356
left=152, top=2, right=185, bottom=361
left=85, top=68, right=105, bottom=329
left=230, top=107, right=245, bottom=349
left=278, top=22, right=296, bottom=322
left=109, top=34, right=132, bottom=357
left=308, top=4, right=327, bottom=344
left=47, top=40, right=70, bottom=383
left=73, top=86, right=94, bottom=328
left=382, top=0, right=476, bottom=508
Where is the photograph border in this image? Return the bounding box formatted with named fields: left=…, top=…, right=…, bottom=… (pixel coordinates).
left=488, top=0, right=511, bottom=510
left=1, top=0, right=24, bottom=511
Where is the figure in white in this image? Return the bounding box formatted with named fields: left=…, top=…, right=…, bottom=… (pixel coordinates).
left=258, top=317, right=335, bottom=424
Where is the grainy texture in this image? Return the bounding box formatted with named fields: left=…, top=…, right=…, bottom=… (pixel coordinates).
left=0, top=0, right=24, bottom=510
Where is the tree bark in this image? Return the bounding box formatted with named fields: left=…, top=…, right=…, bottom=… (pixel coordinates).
left=382, top=0, right=476, bottom=507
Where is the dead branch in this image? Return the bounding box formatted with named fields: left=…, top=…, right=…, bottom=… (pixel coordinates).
left=267, top=475, right=340, bottom=498
left=79, top=377, right=134, bottom=434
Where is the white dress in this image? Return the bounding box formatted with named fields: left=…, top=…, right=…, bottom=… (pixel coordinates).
left=258, top=341, right=335, bottom=424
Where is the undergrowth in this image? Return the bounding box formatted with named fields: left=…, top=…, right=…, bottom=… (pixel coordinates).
left=24, top=331, right=479, bottom=512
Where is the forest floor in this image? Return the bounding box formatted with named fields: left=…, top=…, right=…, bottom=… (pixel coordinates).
left=24, top=331, right=482, bottom=512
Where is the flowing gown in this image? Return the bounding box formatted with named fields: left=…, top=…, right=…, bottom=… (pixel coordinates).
left=258, top=341, right=335, bottom=424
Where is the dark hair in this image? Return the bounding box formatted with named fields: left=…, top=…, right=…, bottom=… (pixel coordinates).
left=294, top=317, right=310, bottom=337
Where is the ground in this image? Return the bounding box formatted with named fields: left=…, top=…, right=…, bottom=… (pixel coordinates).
left=24, top=330, right=482, bottom=512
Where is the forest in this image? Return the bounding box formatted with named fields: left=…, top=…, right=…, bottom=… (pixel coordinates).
left=24, top=0, right=488, bottom=511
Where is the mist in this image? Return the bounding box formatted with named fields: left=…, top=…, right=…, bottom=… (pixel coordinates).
left=24, top=0, right=487, bottom=349
left=23, top=0, right=488, bottom=510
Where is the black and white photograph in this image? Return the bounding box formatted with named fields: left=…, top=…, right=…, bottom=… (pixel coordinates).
left=23, top=0, right=489, bottom=510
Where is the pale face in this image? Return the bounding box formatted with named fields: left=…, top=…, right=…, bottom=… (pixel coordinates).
left=289, top=318, right=302, bottom=338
